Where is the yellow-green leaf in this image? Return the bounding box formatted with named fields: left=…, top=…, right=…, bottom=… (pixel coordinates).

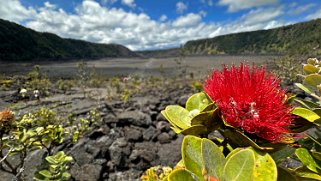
left=295, top=148, right=321, bottom=173
left=163, top=105, right=191, bottom=129
left=182, top=135, right=203, bottom=180
left=186, top=92, right=211, bottom=112
left=223, top=149, right=255, bottom=181
left=294, top=167, right=321, bottom=180
left=250, top=148, right=277, bottom=181
left=295, top=83, right=313, bottom=94
left=304, top=74, right=321, bottom=87
left=202, top=139, right=226, bottom=179
left=180, top=125, right=208, bottom=136
left=292, top=107, right=320, bottom=122
left=304, top=64, right=319, bottom=74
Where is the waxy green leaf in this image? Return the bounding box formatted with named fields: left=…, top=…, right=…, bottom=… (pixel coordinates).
left=202, top=138, right=226, bottom=179
left=294, top=167, right=321, bottom=180
left=223, top=149, right=255, bottom=181
left=295, top=148, right=321, bottom=173
left=304, top=74, right=321, bottom=87
left=250, top=148, right=277, bottom=181
left=303, top=64, right=319, bottom=74
left=182, top=135, right=203, bottom=180
left=163, top=105, right=191, bottom=130
left=295, top=83, right=313, bottom=95
left=180, top=125, right=208, bottom=136
left=292, top=107, right=320, bottom=122
left=186, top=92, right=211, bottom=112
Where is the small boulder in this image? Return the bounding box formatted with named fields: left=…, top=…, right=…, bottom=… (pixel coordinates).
left=143, top=126, right=157, bottom=141
left=125, top=127, right=143, bottom=142
left=71, top=163, right=102, bottom=181
left=157, top=132, right=171, bottom=144
left=117, top=111, right=152, bottom=127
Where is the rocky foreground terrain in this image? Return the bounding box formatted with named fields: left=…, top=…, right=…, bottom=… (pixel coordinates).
left=0, top=83, right=195, bottom=180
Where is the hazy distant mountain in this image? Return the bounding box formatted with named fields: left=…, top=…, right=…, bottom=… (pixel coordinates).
left=183, top=19, right=321, bottom=56
left=136, top=48, right=182, bottom=58
left=0, top=19, right=138, bottom=61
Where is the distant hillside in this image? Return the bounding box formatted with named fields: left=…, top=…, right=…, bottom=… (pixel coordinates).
left=184, top=19, right=321, bottom=56
left=0, top=19, right=138, bottom=61
left=137, top=48, right=181, bottom=58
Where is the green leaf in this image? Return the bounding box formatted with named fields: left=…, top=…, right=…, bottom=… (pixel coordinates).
left=39, top=170, right=52, bottom=178
left=304, top=64, right=319, bottom=74
left=294, top=167, right=321, bottom=180
left=49, top=164, right=59, bottom=170
left=292, top=107, right=320, bottom=122
left=64, top=155, right=73, bottom=162
left=55, top=151, right=64, bottom=159
left=168, top=169, right=199, bottom=181
left=191, top=108, right=220, bottom=126
left=163, top=105, right=191, bottom=130
left=304, top=74, right=321, bottom=87
left=186, top=92, right=211, bottom=112
left=294, top=99, right=320, bottom=109
left=191, top=108, right=221, bottom=133
left=250, top=148, right=277, bottom=181
left=202, top=103, right=216, bottom=112
left=180, top=125, right=208, bottom=136
left=295, top=148, right=321, bottom=173
left=225, top=148, right=243, bottom=161
left=295, top=83, right=313, bottom=95
left=62, top=172, right=71, bottom=179
left=201, top=139, right=226, bottom=179
left=45, top=156, right=58, bottom=165
left=182, top=135, right=203, bottom=180
left=312, top=109, right=321, bottom=124
left=170, top=126, right=182, bottom=134
left=191, top=110, right=215, bottom=126
left=223, top=149, right=255, bottom=181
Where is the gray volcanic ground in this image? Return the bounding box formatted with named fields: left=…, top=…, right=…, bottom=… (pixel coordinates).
left=0, top=55, right=279, bottom=79
left=0, top=54, right=287, bottom=180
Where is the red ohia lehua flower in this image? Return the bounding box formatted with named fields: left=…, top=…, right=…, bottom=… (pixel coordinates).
left=204, top=63, right=293, bottom=142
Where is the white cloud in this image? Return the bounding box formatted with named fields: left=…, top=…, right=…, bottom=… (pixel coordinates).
left=0, top=0, right=36, bottom=22
left=0, top=0, right=290, bottom=50
left=218, top=0, right=278, bottom=12
left=305, top=9, right=321, bottom=20
left=159, top=14, right=167, bottom=21
left=205, top=7, right=285, bottom=37
left=44, top=2, right=57, bottom=9
left=121, top=0, right=136, bottom=8
left=176, top=2, right=187, bottom=14
left=172, top=13, right=202, bottom=27
left=240, top=7, right=283, bottom=26
left=288, top=3, right=315, bottom=15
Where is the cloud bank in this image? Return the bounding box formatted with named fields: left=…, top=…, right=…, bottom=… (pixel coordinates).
left=0, top=0, right=318, bottom=50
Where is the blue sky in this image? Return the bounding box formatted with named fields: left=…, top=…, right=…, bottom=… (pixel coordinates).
left=0, top=0, right=321, bottom=50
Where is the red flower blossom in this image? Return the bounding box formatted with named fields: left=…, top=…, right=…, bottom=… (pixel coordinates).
left=204, top=63, right=293, bottom=142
